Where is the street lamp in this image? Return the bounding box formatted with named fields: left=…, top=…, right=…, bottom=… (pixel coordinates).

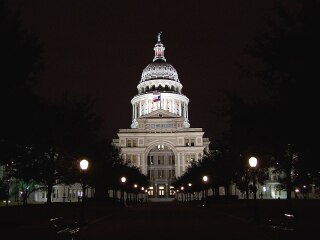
left=249, top=156, right=259, bottom=223
left=202, top=175, right=208, bottom=201
left=79, top=159, right=89, bottom=226
left=144, top=188, right=148, bottom=202
left=133, top=184, right=138, bottom=202
left=5, top=179, right=10, bottom=206
left=120, top=177, right=126, bottom=206
left=138, top=186, right=143, bottom=202
left=249, top=157, right=257, bottom=200
left=181, top=186, right=184, bottom=202
left=188, top=183, right=192, bottom=201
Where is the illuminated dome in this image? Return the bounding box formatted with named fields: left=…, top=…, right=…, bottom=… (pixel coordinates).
left=140, top=32, right=180, bottom=83
left=141, top=62, right=179, bottom=82
left=131, top=32, right=190, bottom=129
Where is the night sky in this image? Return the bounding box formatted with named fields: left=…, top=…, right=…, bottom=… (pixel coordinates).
left=4, top=0, right=292, bottom=145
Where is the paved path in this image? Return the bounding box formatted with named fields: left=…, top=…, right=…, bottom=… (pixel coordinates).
left=77, top=201, right=294, bottom=240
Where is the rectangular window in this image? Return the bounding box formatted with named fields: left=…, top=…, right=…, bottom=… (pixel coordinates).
left=185, top=154, right=195, bottom=164
left=132, top=139, right=137, bottom=147
left=185, top=154, right=190, bottom=164
left=158, top=156, right=164, bottom=165
left=132, top=155, right=137, bottom=165
left=185, top=138, right=195, bottom=146
left=127, top=139, right=137, bottom=147
left=148, top=156, right=154, bottom=165
left=158, top=170, right=165, bottom=179
left=168, top=155, right=175, bottom=165
left=127, top=154, right=137, bottom=165
left=168, top=170, right=173, bottom=179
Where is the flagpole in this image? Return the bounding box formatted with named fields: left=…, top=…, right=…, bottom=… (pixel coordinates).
left=153, top=90, right=161, bottom=110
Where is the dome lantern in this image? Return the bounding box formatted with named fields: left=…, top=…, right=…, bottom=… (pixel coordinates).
left=153, top=32, right=166, bottom=62
left=140, top=33, right=180, bottom=83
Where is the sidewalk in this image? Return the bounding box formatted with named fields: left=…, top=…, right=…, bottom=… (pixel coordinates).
left=1, top=199, right=319, bottom=239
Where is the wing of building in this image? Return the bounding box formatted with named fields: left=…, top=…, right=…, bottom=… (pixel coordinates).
left=112, top=33, right=210, bottom=199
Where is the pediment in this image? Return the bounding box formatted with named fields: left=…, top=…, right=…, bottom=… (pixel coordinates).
left=140, top=109, right=180, bottom=118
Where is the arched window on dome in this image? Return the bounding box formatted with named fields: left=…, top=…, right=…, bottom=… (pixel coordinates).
left=171, top=86, right=174, bottom=92
left=151, top=85, right=155, bottom=91
left=157, top=85, right=163, bottom=91
left=141, top=87, right=145, bottom=93
left=146, top=86, right=150, bottom=92
left=175, top=87, right=179, bottom=93
left=165, top=85, right=170, bottom=91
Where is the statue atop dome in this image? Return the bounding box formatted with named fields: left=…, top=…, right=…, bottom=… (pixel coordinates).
left=139, top=32, right=180, bottom=83
left=153, top=32, right=166, bottom=62
left=157, top=32, right=162, bottom=42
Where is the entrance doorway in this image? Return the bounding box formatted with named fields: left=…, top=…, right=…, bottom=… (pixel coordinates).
left=158, top=185, right=165, bottom=197
left=147, top=145, right=175, bottom=198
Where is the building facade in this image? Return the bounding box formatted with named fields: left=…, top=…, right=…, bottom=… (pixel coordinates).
left=113, top=33, right=210, bottom=199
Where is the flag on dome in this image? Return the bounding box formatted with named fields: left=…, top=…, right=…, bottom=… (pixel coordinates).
left=153, top=90, right=161, bottom=102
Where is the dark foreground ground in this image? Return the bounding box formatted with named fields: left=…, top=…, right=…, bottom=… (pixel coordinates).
left=1, top=199, right=319, bottom=240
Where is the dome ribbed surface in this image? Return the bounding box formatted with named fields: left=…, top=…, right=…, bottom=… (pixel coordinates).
left=140, top=61, right=179, bottom=83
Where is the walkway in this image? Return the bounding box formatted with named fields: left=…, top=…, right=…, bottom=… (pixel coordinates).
left=78, top=201, right=296, bottom=240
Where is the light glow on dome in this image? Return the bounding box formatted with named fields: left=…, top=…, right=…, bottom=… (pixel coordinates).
left=140, top=33, right=179, bottom=83
left=141, top=62, right=179, bottom=82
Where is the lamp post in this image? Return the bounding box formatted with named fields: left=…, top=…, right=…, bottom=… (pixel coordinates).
left=79, top=159, right=89, bottom=226
left=140, top=186, right=143, bottom=202
left=249, top=156, right=259, bottom=223
left=5, top=179, right=10, bottom=206
left=144, top=189, right=148, bottom=202
left=180, top=186, right=184, bottom=202
left=202, top=175, right=208, bottom=201
left=188, top=183, right=192, bottom=201
left=120, top=177, right=126, bottom=206
left=133, top=184, right=138, bottom=202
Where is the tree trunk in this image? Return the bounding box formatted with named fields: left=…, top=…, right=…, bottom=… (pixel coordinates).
left=46, top=180, right=53, bottom=218
left=224, top=184, right=230, bottom=196
left=285, top=145, right=293, bottom=212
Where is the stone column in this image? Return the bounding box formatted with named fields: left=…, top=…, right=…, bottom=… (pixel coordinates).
left=141, top=153, right=146, bottom=174
left=177, top=152, right=180, bottom=176
left=132, top=104, right=134, bottom=121
left=166, top=183, right=169, bottom=198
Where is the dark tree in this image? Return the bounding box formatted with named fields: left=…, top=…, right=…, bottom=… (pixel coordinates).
left=33, top=98, right=101, bottom=208
left=90, top=140, right=125, bottom=201
left=222, top=0, right=320, bottom=204
left=0, top=1, right=43, bottom=143
left=3, top=98, right=101, bottom=210
left=248, top=0, right=320, bottom=202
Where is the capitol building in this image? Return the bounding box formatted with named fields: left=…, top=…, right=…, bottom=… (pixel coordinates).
left=0, top=33, right=295, bottom=205
left=113, top=33, right=210, bottom=199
